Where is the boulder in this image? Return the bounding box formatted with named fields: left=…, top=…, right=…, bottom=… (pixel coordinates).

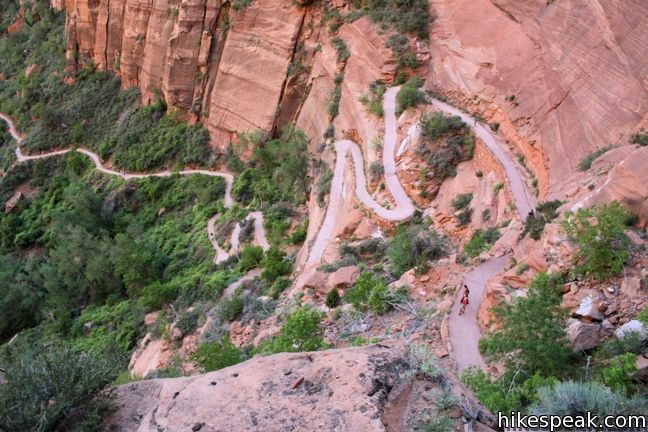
left=572, top=295, right=605, bottom=322
left=568, top=319, right=601, bottom=351
left=108, top=345, right=407, bottom=431
left=614, top=320, right=647, bottom=340
left=635, top=355, right=648, bottom=383
left=328, top=266, right=360, bottom=289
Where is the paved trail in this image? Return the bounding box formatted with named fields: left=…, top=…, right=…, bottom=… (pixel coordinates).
left=0, top=113, right=264, bottom=264
left=2, top=86, right=536, bottom=373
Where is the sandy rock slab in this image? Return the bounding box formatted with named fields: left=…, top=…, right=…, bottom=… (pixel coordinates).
left=107, top=345, right=407, bottom=431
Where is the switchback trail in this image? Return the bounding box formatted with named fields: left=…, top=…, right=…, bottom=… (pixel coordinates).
left=0, top=113, right=266, bottom=264
left=3, top=84, right=535, bottom=375
left=301, top=89, right=534, bottom=375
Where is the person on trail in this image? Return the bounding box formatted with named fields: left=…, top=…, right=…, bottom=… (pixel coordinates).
left=459, top=284, right=470, bottom=315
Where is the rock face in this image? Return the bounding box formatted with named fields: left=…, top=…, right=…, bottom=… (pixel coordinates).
left=63, top=0, right=306, bottom=147
left=107, top=345, right=408, bottom=431
left=428, top=0, right=648, bottom=198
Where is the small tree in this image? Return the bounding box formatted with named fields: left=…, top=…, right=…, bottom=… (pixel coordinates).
left=0, top=344, right=120, bottom=432
left=272, top=306, right=325, bottom=352
left=192, top=337, right=243, bottom=372
left=479, top=272, right=574, bottom=377
left=562, top=202, right=630, bottom=281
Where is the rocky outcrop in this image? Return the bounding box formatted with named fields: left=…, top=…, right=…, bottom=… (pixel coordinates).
left=428, top=0, right=648, bottom=199
left=63, top=0, right=307, bottom=147
left=107, top=344, right=408, bottom=431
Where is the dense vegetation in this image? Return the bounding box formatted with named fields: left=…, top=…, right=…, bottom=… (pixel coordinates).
left=521, top=199, right=563, bottom=240
left=416, top=112, right=475, bottom=184
left=355, top=0, right=431, bottom=39
left=0, top=4, right=314, bottom=430
left=563, top=202, right=631, bottom=281
left=465, top=272, right=648, bottom=415
left=0, top=1, right=214, bottom=172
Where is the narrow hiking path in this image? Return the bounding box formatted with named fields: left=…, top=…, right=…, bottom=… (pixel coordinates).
left=301, top=89, right=535, bottom=374
left=432, top=100, right=536, bottom=373
left=306, top=87, right=416, bottom=265
left=3, top=85, right=536, bottom=375
left=0, top=113, right=266, bottom=264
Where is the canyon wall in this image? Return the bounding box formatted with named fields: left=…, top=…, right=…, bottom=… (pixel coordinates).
left=62, top=0, right=648, bottom=201
left=63, top=0, right=305, bottom=148
left=428, top=0, right=648, bottom=197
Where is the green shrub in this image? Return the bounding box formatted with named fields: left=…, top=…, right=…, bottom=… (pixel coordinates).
left=451, top=193, right=473, bottom=210
left=600, top=353, right=638, bottom=394
left=463, top=228, right=501, bottom=258
left=176, top=309, right=200, bottom=336
left=369, top=161, right=385, bottom=180
left=331, top=37, right=350, bottom=63
left=631, top=132, right=648, bottom=146
left=271, top=305, right=325, bottom=352
left=261, top=247, right=292, bottom=282
left=531, top=381, right=647, bottom=416
left=238, top=244, right=264, bottom=271
left=456, top=207, right=473, bottom=226
left=218, top=294, right=245, bottom=322
left=327, top=84, right=342, bottom=119
left=396, top=76, right=424, bottom=115
left=289, top=219, right=308, bottom=244
left=479, top=272, right=573, bottom=377
left=462, top=367, right=557, bottom=413
left=387, top=224, right=447, bottom=276
left=192, top=337, right=243, bottom=372
left=266, top=277, right=291, bottom=300
left=344, top=272, right=384, bottom=310
left=325, top=289, right=341, bottom=308
left=522, top=200, right=563, bottom=240
left=0, top=343, right=121, bottom=432
left=562, top=201, right=631, bottom=280
left=141, top=282, right=178, bottom=310
left=578, top=146, right=611, bottom=171
left=361, top=0, right=431, bottom=39
left=419, top=112, right=466, bottom=142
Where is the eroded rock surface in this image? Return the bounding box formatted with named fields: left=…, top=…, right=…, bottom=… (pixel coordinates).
left=107, top=345, right=408, bottom=432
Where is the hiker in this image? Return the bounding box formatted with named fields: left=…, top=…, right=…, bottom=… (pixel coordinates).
left=459, top=285, right=470, bottom=315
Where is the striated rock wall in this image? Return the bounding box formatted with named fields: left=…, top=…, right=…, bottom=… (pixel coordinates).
left=428, top=0, right=648, bottom=198
left=63, top=0, right=307, bottom=147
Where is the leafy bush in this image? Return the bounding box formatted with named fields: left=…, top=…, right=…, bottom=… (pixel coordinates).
left=396, top=76, right=424, bottom=115
left=270, top=305, right=325, bottom=352
left=359, top=80, right=386, bottom=117
left=331, top=37, right=350, bottom=63
left=631, top=132, right=648, bottom=146
left=417, top=113, right=474, bottom=183
left=562, top=201, right=631, bottom=281
left=317, top=168, right=333, bottom=206
left=266, top=277, right=291, bottom=300
left=462, top=367, right=557, bottom=413
left=238, top=245, right=264, bottom=271
left=0, top=344, right=121, bottom=432
left=522, top=200, right=563, bottom=240
left=599, top=353, right=638, bottom=394
left=531, top=381, right=648, bottom=416
left=451, top=193, right=472, bottom=211
left=578, top=146, right=611, bottom=171
left=479, top=272, right=573, bottom=377
left=218, top=294, right=245, bottom=322
left=328, top=84, right=342, bottom=119
left=325, top=289, right=341, bottom=308
left=360, top=0, right=431, bottom=39
left=261, top=247, right=292, bottom=282
left=192, top=337, right=243, bottom=372
left=387, top=224, right=448, bottom=276
left=419, top=112, right=466, bottom=142
left=463, top=228, right=501, bottom=258
left=343, top=272, right=403, bottom=313
left=98, top=104, right=212, bottom=172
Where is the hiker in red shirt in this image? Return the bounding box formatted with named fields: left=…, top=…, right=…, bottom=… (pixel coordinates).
left=459, top=284, right=470, bottom=315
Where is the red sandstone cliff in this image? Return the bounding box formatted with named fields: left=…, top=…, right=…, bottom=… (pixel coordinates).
left=62, top=0, right=648, bottom=201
